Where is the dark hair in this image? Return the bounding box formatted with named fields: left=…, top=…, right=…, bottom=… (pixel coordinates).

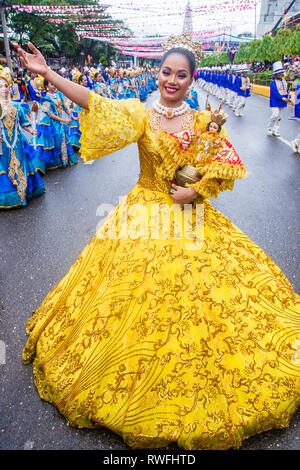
left=160, top=48, right=195, bottom=77
left=206, top=121, right=221, bottom=133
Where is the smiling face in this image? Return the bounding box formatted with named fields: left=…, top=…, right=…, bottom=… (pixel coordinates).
left=158, top=52, right=193, bottom=108
left=80, top=75, right=88, bottom=87
left=208, top=121, right=220, bottom=134
left=0, top=78, right=10, bottom=101
left=47, top=82, right=57, bottom=94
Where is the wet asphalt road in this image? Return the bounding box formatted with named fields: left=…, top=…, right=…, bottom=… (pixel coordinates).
left=0, top=87, right=299, bottom=451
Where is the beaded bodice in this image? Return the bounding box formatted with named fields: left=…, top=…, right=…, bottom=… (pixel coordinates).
left=137, top=108, right=196, bottom=194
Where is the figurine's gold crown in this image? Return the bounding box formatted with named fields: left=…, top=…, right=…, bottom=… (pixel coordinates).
left=163, top=33, right=203, bottom=65
left=211, top=109, right=228, bottom=127
left=0, top=67, right=13, bottom=85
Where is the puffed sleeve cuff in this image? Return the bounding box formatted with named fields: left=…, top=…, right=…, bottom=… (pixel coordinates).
left=186, top=138, right=246, bottom=199
left=187, top=175, right=235, bottom=199
left=17, top=102, right=32, bottom=128
left=79, top=91, right=146, bottom=162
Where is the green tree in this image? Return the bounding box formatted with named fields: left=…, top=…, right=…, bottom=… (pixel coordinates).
left=289, top=24, right=300, bottom=56
left=246, top=40, right=262, bottom=61
left=234, top=43, right=249, bottom=63
left=270, top=28, right=293, bottom=59
left=6, top=0, right=129, bottom=65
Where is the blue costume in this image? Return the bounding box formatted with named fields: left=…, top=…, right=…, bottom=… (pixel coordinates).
left=26, top=77, right=45, bottom=102
left=69, top=103, right=82, bottom=151
left=34, top=93, right=78, bottom=173
left=120, top=76, right=130, bottom=99
left=294, top=83, right=300, bottom=118
left=127, top=77, right=138, bottom=99
left=185, top=89, right=199, bottom=110
left=138, top=74, right=148, bottom=101
left=268, top=65, right=291, bottom=136
left=270, top=78, right=290, bottom=108
left=0, top=101, right=44, bottom=209
left=93, top=82, right=108, bottom=98
left=10, top=81, right=24, bottom=102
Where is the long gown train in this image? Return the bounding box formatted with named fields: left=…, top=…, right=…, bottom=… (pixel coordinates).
left=22, top=92, right=300, bottom=450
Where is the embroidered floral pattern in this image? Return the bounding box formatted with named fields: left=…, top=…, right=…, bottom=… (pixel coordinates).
left=23, top=93, right=300, bottom=451
left=3, top=106, right=17, bottom=140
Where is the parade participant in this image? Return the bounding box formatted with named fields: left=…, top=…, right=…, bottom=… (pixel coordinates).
left=232, top=64, right=242, bottom=113
left=0, top=69, right=44, bottom=209
left=10, top=70, right=25, bottom=102
left=184, top=83, right=198, bottom=110
left=224, top=66, right=232, bottom=105
left=69, top=101, right=82, bottom=153
left=23, top=69, right=30, bottom=100
left=34, top=80, right=77, bottom=173
left=267, top=61, right=292, bottom=137
left=210, top=67, right=216, bottom=95
left=15, top=38, right=300, bottom=451
left=79, top=73, right=88, bottom=88
left=290, top=81, right=300, bottom=152
left=138, top=68, right=148, bottom=101
left=227, top=65, right=237, bottom=108
left=218, top=67, right=226, bottom=102
left=149, top=68, right=158, bottom=92
left=87, top=68, right=97, bottom=89
left=26, top=71, right=45, bottom=102
left=116, top=74, right=126, bottom=99
left=127, top=70, right=139, bottom=99
left=71, top=68, right=81, bottom=85
left=69, top=69, right=83, bottom=152
left=93, top=72, right=109, bottom=97
left=108, top=78, right=121, bottom=99
left=234, top=64, right=251, bottom=117
left=120, top=70, right=129, bottom=99
left=293, top=80, right=300, bottom=119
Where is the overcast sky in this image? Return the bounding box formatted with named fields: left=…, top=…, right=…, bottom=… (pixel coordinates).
left=105, top=0, right=262, bottom=38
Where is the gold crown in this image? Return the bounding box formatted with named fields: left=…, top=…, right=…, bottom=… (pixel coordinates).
left=211, top=109, right=228, bottom=127
left=72, top=68, right=81, bottom=83
left=162, top=33, right=203, bottom=65
left=34, top=75, right=45, bottom=91
left=89, top=67, right=98, bottom=79
left=0, top=67, right=13, bottom=86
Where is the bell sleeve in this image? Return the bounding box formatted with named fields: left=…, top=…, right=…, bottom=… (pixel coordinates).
left=17, top=102, right=32, bottom=128
left=79, top=91, right=146, bottom=162
left=187, top=137, right=246, bottom=199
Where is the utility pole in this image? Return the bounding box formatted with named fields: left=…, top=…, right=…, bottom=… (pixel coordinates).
left=0, top=1, right=12, bottom=70
left=254, top=2, right=257, bottom=39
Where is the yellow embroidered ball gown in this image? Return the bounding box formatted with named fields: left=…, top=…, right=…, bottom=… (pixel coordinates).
left=23, top=92, right=300, bottom=450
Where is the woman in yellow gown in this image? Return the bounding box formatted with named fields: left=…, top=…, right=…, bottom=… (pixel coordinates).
left=14, top=40, right=300, bottom=451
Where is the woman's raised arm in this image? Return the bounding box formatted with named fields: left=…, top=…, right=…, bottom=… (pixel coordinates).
left=13, top=42, right=90, bottom=110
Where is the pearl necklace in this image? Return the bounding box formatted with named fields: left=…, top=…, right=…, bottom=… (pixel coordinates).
left=0, top=99, right=12, bottom=119
left=153, top=100, right=189, bottom=119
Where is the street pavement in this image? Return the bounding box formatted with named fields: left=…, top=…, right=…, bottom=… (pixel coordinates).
left=0, top=87, right=299, bottom=451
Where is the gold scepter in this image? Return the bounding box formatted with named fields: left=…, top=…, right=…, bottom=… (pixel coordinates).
left=31, top=101, right=39, bottom=150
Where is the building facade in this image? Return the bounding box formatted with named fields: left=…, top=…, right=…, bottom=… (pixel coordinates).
left=183, top=1, right=193, bottom=33
left=257, top=0, right=300, bottom=37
